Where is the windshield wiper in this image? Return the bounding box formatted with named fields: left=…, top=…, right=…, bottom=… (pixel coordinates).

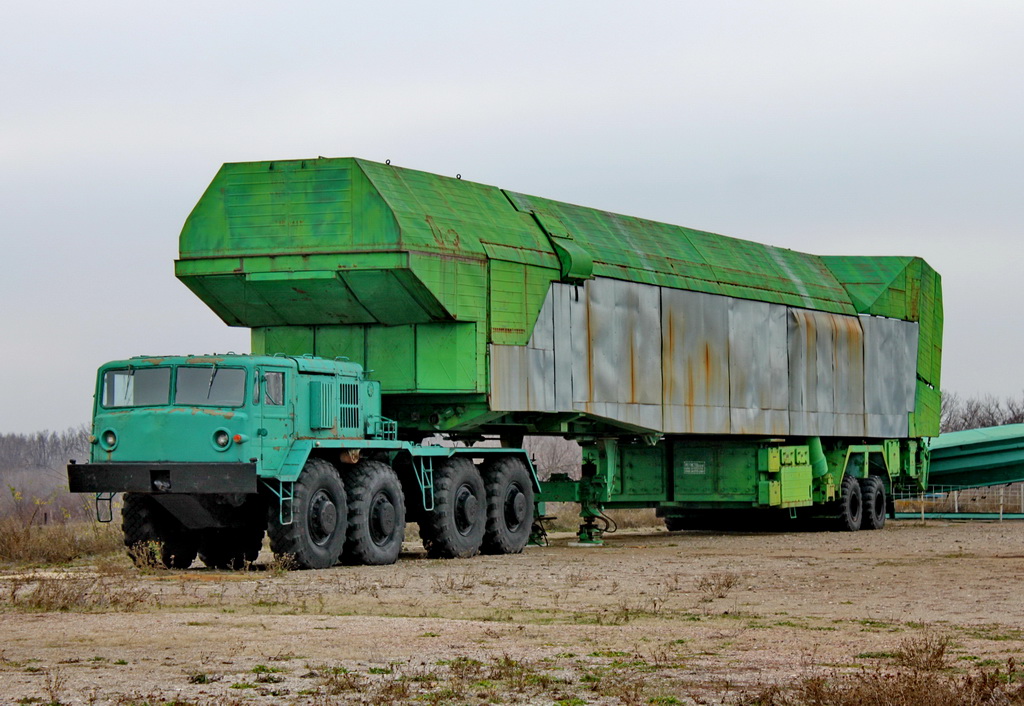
left=206, top=363, right=219, bottom=400
left=124, top=365, right=134, bottom=402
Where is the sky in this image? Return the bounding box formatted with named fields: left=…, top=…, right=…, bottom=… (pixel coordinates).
left=1, top=1, right=1022, bottom=433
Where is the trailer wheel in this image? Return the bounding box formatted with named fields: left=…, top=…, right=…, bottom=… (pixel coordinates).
left=835, top=474, right=863, bottom=531
left=420, top=457, right=486, bottom=559
left=122, top=493, right=197, bottom=569
left=860, top=476, right=886, bottom=530
left=268, top=458, right=347, bottom=569
left=480, top=457, right=534, bottom=555
left=198, top=527, right=265, bottom=570
left=342, top=459, right=406, bottom=565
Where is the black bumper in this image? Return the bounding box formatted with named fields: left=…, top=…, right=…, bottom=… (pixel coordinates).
left=67, top=462, right=258, bottom=494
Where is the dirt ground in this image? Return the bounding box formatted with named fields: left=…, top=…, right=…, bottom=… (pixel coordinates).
left=2, top=519, right=1024, bottom=705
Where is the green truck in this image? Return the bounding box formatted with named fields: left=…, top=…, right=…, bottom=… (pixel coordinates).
left=69, top=157, right=942, bottom=567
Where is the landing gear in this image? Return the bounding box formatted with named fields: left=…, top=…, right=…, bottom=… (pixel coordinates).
left=342, top=459, right=406, bottom=565
left=480, top=457, right=534, bottom=555
left=835, top=474, right=863, bottom=531
left=122, top=493, right=197, bottom=569
left=268, top=458, right=347, bottom=569
left=420, top=457, right=486, bottom=559
left=859, top=476, right=886, bottom=530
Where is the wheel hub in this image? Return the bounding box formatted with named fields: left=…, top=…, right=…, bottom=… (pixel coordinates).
left=370, top=494, right=396, bottom=544
left=309, top=490, right=337, bottom=544
left=504, top=486, right=527, bottom=529
left=455, top=486, right=479, bottom=535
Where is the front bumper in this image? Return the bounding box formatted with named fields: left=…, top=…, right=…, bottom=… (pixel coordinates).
left=67, top=462, right=258, bottom=494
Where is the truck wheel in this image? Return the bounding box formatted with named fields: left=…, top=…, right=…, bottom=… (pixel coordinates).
left=198, top=527, right=264, bottom=570
left=420, top=457, right=486, bottom=559
left=342, top=459, right=406, bottom=565
left=860, top=476, right=886, bottom=530
left=268, top=458, right=347, bottom=569
left=122, top=493, right=197, bottom=569
left=480, top=457, right=534, bottom=555
left=835, top=474, right=863, bottom=531
left=161, top=533, right=199, bottom=569
left=122, top=493, right=159, bottom=548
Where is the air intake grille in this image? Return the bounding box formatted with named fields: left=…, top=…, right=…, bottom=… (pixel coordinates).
left=340, top=383, right=360, bottom=430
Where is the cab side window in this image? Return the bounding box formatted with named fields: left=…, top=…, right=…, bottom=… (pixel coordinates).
left=265, top=372, right=284, bottom=406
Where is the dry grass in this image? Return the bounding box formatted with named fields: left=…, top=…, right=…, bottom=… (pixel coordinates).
left=0, top=516, right=122, bottom=565
left=3, top=572, right=151, bottom=612
left=737, top=662, right=1024, bottom=706
left=696, top=571, right=741, bottom=600
left=893, top=631, right=953, bottom=671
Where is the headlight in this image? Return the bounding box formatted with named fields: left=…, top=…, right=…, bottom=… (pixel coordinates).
left=99, top=429, right=118, bottom=451
left=213, top=430, right=231, bottom=449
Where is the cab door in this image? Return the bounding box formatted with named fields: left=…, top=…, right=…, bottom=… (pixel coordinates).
left=257, top=367, right=293, bottom=472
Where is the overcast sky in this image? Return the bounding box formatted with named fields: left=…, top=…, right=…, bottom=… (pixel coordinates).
left=1, top=1, right=1021, bottom=433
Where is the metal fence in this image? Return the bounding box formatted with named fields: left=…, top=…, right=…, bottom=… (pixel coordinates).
left=893, top=482, right=1024, bottom=519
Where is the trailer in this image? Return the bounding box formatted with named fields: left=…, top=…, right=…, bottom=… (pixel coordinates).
left=70, top=157, right=942, bottom=566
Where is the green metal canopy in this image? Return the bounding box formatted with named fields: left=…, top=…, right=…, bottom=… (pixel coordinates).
left=176, top=157, right=942, bottom=434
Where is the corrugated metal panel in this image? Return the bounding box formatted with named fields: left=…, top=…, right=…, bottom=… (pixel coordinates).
left=489, top=345, right=527, bottom=411
left=490, top=278, right=926, bottom=439
left=661, top=288, right=731, bottom=434
left=862, top=315, right=917, bottom=437
left=728, top=300, right=789, bottom=435
left=552, top=285, right=574, bottom=411
left=787, top=310, right=866, bottom=437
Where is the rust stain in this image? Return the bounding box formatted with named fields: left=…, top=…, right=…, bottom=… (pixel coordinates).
left=686, top=362, right=695, bottom=411
left=628, top=319, right=637, bottom=405
left=664, top=312, right=675, bottom=404
left=585, top=287, right=594, bottom=404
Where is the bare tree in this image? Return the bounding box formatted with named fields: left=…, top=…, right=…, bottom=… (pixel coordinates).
left=0, top=425, right=91, bottom=522
left=941, top=391, right=1024, bottom=433
left=524, top=436, right=582, bottom=480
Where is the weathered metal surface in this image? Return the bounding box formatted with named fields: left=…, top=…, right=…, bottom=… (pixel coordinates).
left=728, top=300, right=789, bottom=435
left=787, top=309, right=865, bottom=437
left=861, top=315, right=918, bottom=437
left=490, top=278, right=919, bottom=438
left=176, top=157, right=942, bottom=436
left=661, top=288, right=731, bottom=434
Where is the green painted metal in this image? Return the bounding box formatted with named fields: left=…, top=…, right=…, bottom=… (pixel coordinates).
left=85, top=354, right=373, bottom=480
left=928, top=424, right=1024, bottom=488
left=176, top=157, right=943, bottom=438
left=165, top=157, right=948, bottom=539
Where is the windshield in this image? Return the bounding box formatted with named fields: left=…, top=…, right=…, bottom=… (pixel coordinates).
left=102, top=367, right=171, bottom=407
left=175, top=366, right=246, bottom=406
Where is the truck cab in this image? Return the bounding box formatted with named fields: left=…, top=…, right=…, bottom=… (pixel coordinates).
left=69, top=354, right=538, bottom=570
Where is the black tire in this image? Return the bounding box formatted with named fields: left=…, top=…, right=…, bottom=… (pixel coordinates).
left=268, top=458, right=347, bottom=570
left=860, top=476, right=886, bottom=530
left=420, top=457, right=486, bottom=559
left=197, top=527, right=264, bottom=570
left=480, top=457, right=534, bottom=555
left=342, top=459, right=406, bottom=566
left=161, top=533, right=199, bottom=569
left=835, top=474, right=863, bottom=532
left=122, top=493, right=160, bottom=547
left=122, top=493, right=197, bottom=569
